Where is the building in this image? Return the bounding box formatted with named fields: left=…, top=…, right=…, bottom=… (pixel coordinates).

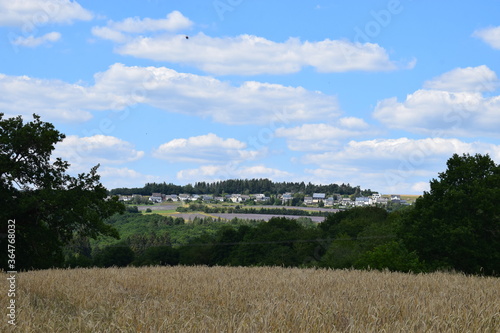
left=165, top=194, right=178, bottom=201
left=355, top=197, right=371, bottom=207
left=312, top=193, right=326, bottom=203
left=149, top=193, right=164, bottom=203
left=179, top=194, right=191, bottom=201
left=281, top=193, right=293, bottom=204
left=341, top=197, right=354, bottom=207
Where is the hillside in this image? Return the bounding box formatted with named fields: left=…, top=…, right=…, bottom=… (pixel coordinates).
left=5, top=266, right=499, bottom=332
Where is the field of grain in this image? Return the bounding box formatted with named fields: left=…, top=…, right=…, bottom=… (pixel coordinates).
left=3, top=266, right=498, bottom=332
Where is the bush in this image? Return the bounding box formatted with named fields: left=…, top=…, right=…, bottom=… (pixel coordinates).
left=355, top=241, right=425, bottom=273
left=126, top=206, right=139, bottom=213
left=134, top=246, right=180, bottom=266
left=94, top=245, right=135, bottom=267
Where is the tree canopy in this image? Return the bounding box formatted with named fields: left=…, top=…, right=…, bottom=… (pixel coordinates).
left=0, top=114, right=124, bottom=270
left=400, top=153, right=500, bottom=275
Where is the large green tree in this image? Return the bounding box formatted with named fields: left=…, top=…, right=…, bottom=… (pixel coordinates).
left=400, top=153, right=500, bottom=275
left=0, top=114, right=124, bottom=270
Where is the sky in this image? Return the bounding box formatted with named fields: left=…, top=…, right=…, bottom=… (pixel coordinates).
left=1, top=0, right=500, bottom=194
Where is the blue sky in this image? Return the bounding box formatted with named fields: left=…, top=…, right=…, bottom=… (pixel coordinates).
left=2, top=0, right=500, bottom=194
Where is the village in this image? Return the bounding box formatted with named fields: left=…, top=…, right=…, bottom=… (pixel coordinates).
left=117, top=192, right=413, bottom=209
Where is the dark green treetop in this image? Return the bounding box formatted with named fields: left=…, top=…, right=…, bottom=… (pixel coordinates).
left=0, top=114, right=124, bottom=270
left=400, top=153, right=500, bottom=275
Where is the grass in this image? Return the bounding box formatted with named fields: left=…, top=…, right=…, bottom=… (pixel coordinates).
left=142, top=209, right=178, bottom=215
left=3, top=266, right=499, bottom=332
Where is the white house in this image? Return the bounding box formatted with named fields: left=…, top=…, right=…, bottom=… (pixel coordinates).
left=341, top=197, right=353, bottom=206
left=355, top=197, right=371, bottom=206
left=374, top=197, right=389, bottom=205
left=230, top=194, right=242, bottom=203
left=149, top=193, right=164, bottom=203
left=325, top=197, right=334, bottom=206
left=281, top=193, right=293, bottom=204
left=165, top=194, right=179, bottom=201
left=312, top=193, right=326, bottom=203
left=179, top=194, right=191, bottom=201
left=391, top=195, right=401, bottom=201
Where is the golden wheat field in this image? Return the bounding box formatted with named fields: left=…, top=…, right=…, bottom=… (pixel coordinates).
left=2, top=266, right=499, bottom=332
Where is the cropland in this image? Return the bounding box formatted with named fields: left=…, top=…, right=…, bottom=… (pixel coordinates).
left=3, top=266, right=499, bottom=332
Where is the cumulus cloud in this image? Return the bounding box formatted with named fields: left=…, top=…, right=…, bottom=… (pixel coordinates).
left=98, top=167, right=161, bottom=189
left=91, top=10, right=413, bottom=76
left=303, top=138, right=500, bottom=164
left=338, top=117, right=370, bottom=129
left=177, top=164, right=293, bottom=183
left=423, top=65, right=498, bottom=92
left=54, top=135, right=144, bottom=167
left=152, top=133, right=265, bottom=163
left=473, top=26, right=500, bottom=50
left=302, top=138, right=500, bottom=194
left=114, top=33, right=412, bottom=75
left=373, top=66, right=500, bottom=137
left=0, top=63, right=340, bottom=124
left=91, top=10, right=193, bottom=43
left=0, top=0, right=93, bottom=27
left=11, top=31, right=61, bottom=47
left=275, top=119, right=380, bottom=151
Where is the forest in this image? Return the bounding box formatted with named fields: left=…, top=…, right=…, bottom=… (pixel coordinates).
left=109, top=179, right=374, bottom=197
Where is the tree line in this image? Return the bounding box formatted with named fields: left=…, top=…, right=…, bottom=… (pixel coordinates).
left=109, top=179, right=374, bottom=197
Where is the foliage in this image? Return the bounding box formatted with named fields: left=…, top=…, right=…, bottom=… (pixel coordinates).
left=110, top=179, right=372, bottom=197
left=203, top=205, right=329, bottom=217
left=356, top=241, right=425, bottom=272
left=93, top=244, right=135, bottom=267
left=400, top=153, right=500, bottom=275
left=126, top=205, right=139, bottom=213
left=0, top=114, right=124, bottom=270
left=133, top=246, right=179, bottom=266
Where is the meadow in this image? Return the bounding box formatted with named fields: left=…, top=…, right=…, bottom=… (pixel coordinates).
left=2, top=266, right=498, bottom=332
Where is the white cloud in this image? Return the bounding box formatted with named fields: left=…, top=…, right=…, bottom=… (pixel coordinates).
left=423, top=65, right=498, bottom=92
left=91, top=10, right=193, bottom=43
left=411, top=181, right=430, bottom=193
left=109, top=11, right=192, bottom=33
left=338, top=117, right=370, bottom=129
left=301, top=138, right=500, bottom=194
left=98, top=167, right=161, bottom=190
left=11, top=31, right=61, bottom=47
left=473, top=26, right=500, bottom=50
left=92, top=23, right=413, bottom=75
left=54, top=135, right=144, bottom=167
left=177, top=164, right=293, bottom=183
left=0, top=0, right=93, bottom=27
left=303, top=138, right=500, bottom=164
left=152, top=133, right=264, bottom=163
left=373, top=66, right=500, bottom=137
left=275, top=120, right=380, bottom=151
left=0, top=63, right=340, bottom=124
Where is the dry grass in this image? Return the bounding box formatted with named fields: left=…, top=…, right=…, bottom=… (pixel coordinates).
left=2, top=266, right=499, bottom=332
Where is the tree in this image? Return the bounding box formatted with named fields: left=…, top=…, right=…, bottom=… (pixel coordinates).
left=0, top=114, right=125, bottom=270
left=400, top=153, right=500, bottom=275
left=94, top=244, right=135, bottom=267
left=355, top=241, right=424, bottom=273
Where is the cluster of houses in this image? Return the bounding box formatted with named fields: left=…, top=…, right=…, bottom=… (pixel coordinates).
left=118, top=192, right=408, bottom=207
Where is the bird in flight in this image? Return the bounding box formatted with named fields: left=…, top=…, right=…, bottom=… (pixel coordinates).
left=185, top=36, right=189, bottom=39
